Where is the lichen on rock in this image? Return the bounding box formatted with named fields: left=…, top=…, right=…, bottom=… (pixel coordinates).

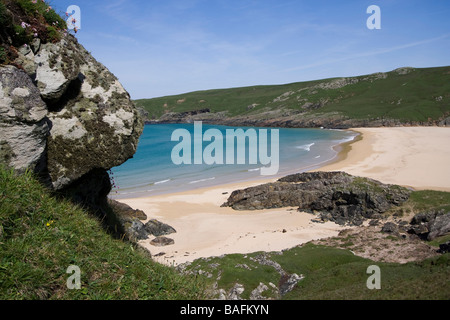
left=1, top=8, right=143, bottom=221
left=30, top=34, right=145, bottom=191
left=0, top=65, right=48, bottom=172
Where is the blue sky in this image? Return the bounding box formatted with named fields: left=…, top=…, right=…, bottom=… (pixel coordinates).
left=53, top=0, right=450, bottom=99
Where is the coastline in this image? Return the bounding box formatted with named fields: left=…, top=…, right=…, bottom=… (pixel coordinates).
left=118, top=126, right=450, bottom=266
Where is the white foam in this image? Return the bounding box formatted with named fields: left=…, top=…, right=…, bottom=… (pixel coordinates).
left=155, top=179, right=171, bottom=185
left=189, top=177, right=216, bottom=184
left=296, top=143, right=315, bottom=151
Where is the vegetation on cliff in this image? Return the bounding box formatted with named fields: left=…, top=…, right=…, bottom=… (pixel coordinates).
left=136, top=66, right=450, bottom=128
left=0, top=0, right=67, bottom=64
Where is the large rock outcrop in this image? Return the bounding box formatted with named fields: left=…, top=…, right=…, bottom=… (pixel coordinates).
left=1, top=32, right=143, bottom=214
left=222, top=172, right=411, bottom=226
left=33, top=36, right=143, bottom=190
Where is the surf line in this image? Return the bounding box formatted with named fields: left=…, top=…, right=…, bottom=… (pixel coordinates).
left=170, top=121, right=279, bottom=175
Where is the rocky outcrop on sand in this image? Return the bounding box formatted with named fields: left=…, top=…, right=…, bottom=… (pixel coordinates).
left=222, top=172, right=411, bottom=226
left=1, top=31, right=143, bottom=216
left=108, top=199, right=176, bottom=245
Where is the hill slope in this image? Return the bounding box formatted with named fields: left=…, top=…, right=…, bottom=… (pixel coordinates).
left=136, top=66, right=450, bottom=128
left=0, top=167, right=207, bottom=300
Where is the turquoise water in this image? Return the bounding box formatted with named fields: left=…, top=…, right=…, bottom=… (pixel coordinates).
left=109, top=124, right=357, bottom=199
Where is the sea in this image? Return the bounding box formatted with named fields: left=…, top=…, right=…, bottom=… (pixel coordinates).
left=109, top=123, right=358, bottom=199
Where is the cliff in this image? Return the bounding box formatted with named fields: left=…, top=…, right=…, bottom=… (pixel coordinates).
left=137, top=66, right=450, bottom=129
left=0, top=1, right=143, bottom=218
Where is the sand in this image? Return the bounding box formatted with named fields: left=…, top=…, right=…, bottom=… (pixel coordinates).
left=119, top=126, right=450, bottom=266
left=318, top=127, right=450, bottom=192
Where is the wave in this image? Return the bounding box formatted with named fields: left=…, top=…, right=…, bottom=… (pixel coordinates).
left=296, top=143, right=315, bottom=152
left=248, top=168, right=261, bottom=172
left=113, top=189, right=154, bottom=196
left=155, top=179, right=171, bottom=185
left=188, top=177, right=216, bottom=184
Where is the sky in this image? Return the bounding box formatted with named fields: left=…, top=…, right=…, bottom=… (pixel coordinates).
left=53, top=0, right=450, bottom=99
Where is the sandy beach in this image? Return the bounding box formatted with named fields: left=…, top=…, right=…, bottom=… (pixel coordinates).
left=119, top=126, right=450, bottom=266
left=319, top=127, right=450, bottom=192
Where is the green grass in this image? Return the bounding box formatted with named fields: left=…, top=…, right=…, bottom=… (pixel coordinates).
left=387, top=189, right=450, bottom=219
left=0, top=167, right=208, bottom=300
left=277, top=244, right=449, bottom=300
left=408, top=190, right=450, bottom=213
left=136, top=66, right=450, bottom=124
left=185, top=243, right=450, bottom=300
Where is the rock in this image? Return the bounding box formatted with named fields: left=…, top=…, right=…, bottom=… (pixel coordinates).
left=42, top=35, right=143, bottom=191
left=106, top=199, right=178, bottom=243
left=2, top=30, right=143, bottom=222
left=217, top=289, right=227, bottom=300
left=249, top=253, right=303, bottom=297
left=410, top=211, right=438, bottom=225
left=34, top=38, right=81, bottom=102
left=150, top=236, right=175, bottom=247
left=250, top=283, right=269, bottom=300
left=108, top=199, right=147, bottom=220
left=228, top=283, right=245, bottom=300
left=408, top=210, right=450, bottom=241
left=427, top=213, right=450, bottom=241
left=279, top=273, right=304, bottom=296
left=438, top=241, right=450, bottom=254
left=407, top=224, right=429, bottom=238
left=0, top=66, right=48, bottom=173
left=222, top=172, right=411, bottom=226
left=381, top=222, right=399, bottom=235
left=105, top=199, right=148, bottom=242
left=127, top=220, right=148, bottom=242
left=439, top=116, right=450, bottom=127
left=144, top=219, right=177, bottom=237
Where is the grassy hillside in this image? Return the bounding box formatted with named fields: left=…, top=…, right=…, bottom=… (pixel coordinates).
left=0, top=166, right=207, bottom=300
left=136, top=66, right=450, bottom=124
left=182, top=242, right=449, bottom=300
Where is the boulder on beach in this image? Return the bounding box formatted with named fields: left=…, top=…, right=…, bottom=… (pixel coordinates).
left=222, top=171, right=411, bottom=226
